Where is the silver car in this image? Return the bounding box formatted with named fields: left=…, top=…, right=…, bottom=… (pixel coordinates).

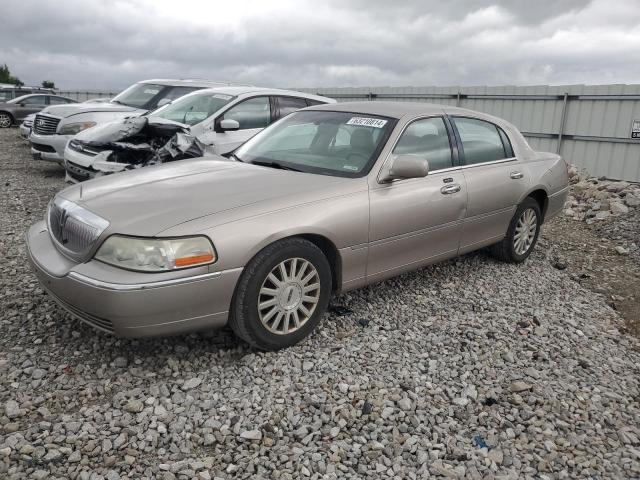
left=26, top=102, right=569, bottom=350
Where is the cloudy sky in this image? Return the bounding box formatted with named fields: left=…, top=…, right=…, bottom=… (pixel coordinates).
left=1, top=0, right=639, bottom=91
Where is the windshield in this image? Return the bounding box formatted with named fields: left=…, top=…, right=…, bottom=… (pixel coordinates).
left=153, top=92, right=235, bottom=126
left=7, top=94, right=31, bottom=104
left=111, top=83, right=171, bottom=109
left=234, top=110, right=395, bottom=177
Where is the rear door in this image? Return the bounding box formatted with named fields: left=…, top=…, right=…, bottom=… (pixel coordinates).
left=367, top=116, right=467, bottom=281
left=450, top=116, right=524, bottom=252
left=208, top=96, right=272, bottom=154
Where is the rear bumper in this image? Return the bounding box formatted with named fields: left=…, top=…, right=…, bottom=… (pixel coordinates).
left=29, top=133, right=71, bottom=162
left=26, top=221, right=242, bottom=337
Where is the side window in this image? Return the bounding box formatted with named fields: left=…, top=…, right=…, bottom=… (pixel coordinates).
left=392, top=117, right=453, bottom=171
left=453, top=117, right=508, bottom=165
left=498, top=128, right=514, bottom=157
left=221, top=97, right=271, bottom=130
left=306, top=99, right=324, bottom=106
left=276, top=96, right=309, bottom=119
left=21, top=96, right=47, bottom=105
left=49, top=96, right=70, bottom=105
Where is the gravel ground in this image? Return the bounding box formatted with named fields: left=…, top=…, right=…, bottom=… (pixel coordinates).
left=1, top=128, right=639, bottom=480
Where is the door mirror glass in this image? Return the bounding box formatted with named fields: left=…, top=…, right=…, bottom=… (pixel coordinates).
left=380, top=154, right=429, bottom=183
left=220, top=119, right=240, bottom=131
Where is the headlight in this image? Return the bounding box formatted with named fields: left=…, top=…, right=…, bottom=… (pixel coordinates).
left=95, top=235, right=216, bottom=272
left=59, top=121, right=97, bottom=135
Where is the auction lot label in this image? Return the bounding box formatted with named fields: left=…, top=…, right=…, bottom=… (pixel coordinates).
left=632, top=119, right=640, bottom=138
left=347, top=117, right=388, bottom=128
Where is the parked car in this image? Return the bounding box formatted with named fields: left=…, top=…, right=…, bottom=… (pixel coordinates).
left=63, top=87, right=334, bottom=182
left=29, top=79, right=244, bottom=163
left=26, top=102, right=569, bottom=350
left=0, top=85, right=55, bottom=102
left=0, top=93, right=76, bottom=128
left=20, top=114, right=35, bottom=138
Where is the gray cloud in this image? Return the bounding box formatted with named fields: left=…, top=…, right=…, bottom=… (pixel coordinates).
left=1, top=0, right=639, bottom=91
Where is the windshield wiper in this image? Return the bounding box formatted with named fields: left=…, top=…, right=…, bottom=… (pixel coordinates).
left=251, top=160, right=302, bottom=172
left=228, top=153, right=244, bottom=163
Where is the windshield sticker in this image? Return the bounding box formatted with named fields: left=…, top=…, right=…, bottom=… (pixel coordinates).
left=212, top=94, right=232, bottom=100
left=346, top=117, right=387, bottom=128
left=342, top=165, right=359, bottom=171
left=144, top=88, right=160, bottom=94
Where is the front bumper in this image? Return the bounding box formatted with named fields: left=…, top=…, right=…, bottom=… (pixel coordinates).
left=19, top=124, right=32, bottom=139
left=29, top=132, right=71, bottom=163
left=26, top=221, right=242, bottom=337
left=64, top=144, right=99, bottom=183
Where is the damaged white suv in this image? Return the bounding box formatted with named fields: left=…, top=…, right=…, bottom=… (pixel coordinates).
left=63, top=87, right=334, bottom=182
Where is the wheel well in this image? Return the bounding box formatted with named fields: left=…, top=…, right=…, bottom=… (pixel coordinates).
left=528, top=189, right=549, bottom=222
left=297, top=234, right=341, bottom=292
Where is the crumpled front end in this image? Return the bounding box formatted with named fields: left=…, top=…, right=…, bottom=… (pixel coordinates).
left=64, top=116, right=207, bottom=182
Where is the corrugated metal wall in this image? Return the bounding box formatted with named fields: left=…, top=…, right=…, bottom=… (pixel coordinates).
left=57, top=90, right=118, bottom=102
left=298, top=84, right=640, bottom=181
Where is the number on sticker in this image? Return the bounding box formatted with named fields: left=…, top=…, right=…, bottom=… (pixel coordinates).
left=346, top=117, right=388, bottom=128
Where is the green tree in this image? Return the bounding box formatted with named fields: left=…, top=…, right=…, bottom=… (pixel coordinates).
left=41, top=80, right=55, bottom=89
left=0, top=64, right=23, bottom=86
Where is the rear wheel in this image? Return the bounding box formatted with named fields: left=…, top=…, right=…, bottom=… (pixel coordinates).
left=0, top=112, right=13, bottom=128
left=229, top=238, right=332, bottom=350
left=490, top=197, right=541, bottom=263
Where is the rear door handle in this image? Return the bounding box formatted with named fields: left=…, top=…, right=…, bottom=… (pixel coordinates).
left=441, top=184, right=461, bottom=195
left=510, top=171, right=524, bottom=179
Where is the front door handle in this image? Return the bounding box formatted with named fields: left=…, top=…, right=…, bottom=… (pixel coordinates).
left=510, top=171, right=524, bottom=179
left=441, top=184, right=461, bottom=195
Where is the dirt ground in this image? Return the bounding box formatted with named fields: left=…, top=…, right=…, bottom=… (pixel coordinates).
left=541, top=214, right=640, bottom=337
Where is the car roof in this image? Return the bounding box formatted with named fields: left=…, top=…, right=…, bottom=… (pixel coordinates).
left=174, top=86, right=335, bottom=103
left=306, top=101, right=498, bottom=119
left=137, top=78, right=253, bottom=88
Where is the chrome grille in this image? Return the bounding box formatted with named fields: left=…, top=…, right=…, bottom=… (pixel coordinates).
left=47, top=197, right=109, bottom=257
left=33, top=114, right=60, bottom=135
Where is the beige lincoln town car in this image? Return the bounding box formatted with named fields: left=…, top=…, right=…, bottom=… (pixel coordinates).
left=27, top=102, right=569, bottom=350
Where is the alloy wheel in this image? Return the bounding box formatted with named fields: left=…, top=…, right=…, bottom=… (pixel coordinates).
left=513, top=208, right=537, bottom=255
left=258, top=257, right=321, bottom=335
left=0, top=114, right=11, bottom=128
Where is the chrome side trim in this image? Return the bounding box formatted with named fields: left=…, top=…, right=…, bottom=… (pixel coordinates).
left=549, top=185, right=569, bottom=198
left=68, top=271, right=222, bottom=291
left=459, top=157, right=517, bottom=169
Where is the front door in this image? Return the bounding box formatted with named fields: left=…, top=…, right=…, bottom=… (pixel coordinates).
left=367, top=116, right=467, bottom=281
left=204, top=96, right=272, bottom=154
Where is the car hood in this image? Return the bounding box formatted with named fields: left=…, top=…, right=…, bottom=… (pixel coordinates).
left=59, top=157, right=354, bottom=236
left=40, top=102, right=142, bottom=118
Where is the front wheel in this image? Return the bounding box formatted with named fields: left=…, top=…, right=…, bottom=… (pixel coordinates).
left=0, top=112, right=13, bottom=128
left=229, top=238, right=332, bottom=350
left=490, top=197, right=541, bottom=263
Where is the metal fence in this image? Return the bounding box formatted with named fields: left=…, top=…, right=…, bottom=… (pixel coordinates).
left=298, top=85, right=640, bottom=182
left=57, top=90, right=119, bottom=102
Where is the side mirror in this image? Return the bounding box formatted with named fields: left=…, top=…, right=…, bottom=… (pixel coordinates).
left=19, top=103, right=26, bottom=107
left=379, top=154, right=430, bottom=183
left=156, top=98, right=172, bottom=108
left=219, top=119, right=240, bottom=132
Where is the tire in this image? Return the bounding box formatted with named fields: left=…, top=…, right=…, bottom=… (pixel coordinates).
left=490, top=197, right=541, bottom=263
left=0, top=112, right=13, bottom=128
left=229, top=238, right=332, bottom=350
